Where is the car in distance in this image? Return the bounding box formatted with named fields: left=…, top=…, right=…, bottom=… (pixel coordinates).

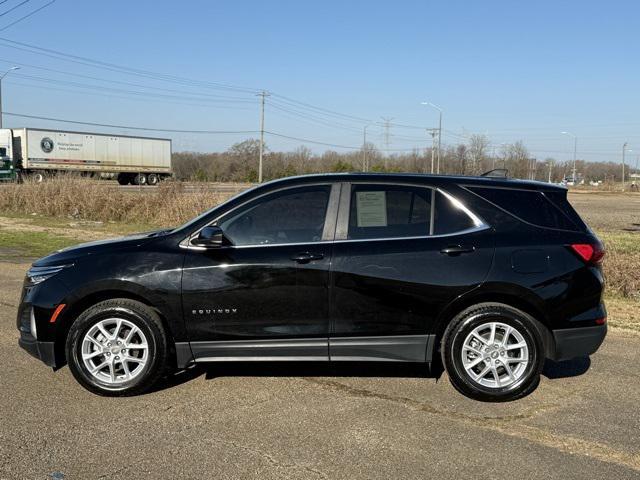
left=17, top=173, right=607, bottom=401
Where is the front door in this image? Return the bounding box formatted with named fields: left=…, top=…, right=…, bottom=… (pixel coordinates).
left=182, top=183, right=339, bottom=361
left=329, top=182, right=494, bottom=362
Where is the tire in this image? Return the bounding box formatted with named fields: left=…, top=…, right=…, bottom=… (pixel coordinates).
left=117, top=174, right=131, bottom=186
left=441, top=302, right=545, bottom=402
left=147, top=173, right=159, bottom=186
left=65, top=298, right=168, bottom=396
left=133, top=173, right=147, bottom=186
left=32, top=172, right=45, bottom=183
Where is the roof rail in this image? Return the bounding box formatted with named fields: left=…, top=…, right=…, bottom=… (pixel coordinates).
left=481, top=168, right=509, bottom=178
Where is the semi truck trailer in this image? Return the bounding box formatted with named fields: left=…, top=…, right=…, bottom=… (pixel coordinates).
left=0, top=128, right=172, bottom=185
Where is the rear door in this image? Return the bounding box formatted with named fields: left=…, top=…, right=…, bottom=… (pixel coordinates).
left=329, top=182, right=494, bottom=362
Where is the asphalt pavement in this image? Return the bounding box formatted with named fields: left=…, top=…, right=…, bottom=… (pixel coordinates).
left=1, top=260, right=639, bottom=480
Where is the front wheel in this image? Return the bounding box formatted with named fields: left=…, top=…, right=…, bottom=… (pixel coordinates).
left=441, top=303, right=545, bottom=402
left=66, top=298, right=168, bottom=396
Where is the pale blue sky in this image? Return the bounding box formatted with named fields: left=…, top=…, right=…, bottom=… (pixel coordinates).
left=0, top=0, right=638, bottom=164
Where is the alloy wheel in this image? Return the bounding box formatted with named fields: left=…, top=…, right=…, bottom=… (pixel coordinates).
left=80, top=317, right=149, bottom=385
left=460, top=321, right=529, bottom=389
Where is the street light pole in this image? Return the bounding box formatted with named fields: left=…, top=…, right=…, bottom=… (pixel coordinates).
left=421, top=101, right=443, bottom=173
left=0, top=66, right=20, bottom=129
left=429, top=129, right=436, bottom=173
left=561, top=131, right=577, bottom=184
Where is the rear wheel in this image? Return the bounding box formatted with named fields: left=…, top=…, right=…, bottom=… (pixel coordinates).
left=441, top=303, right=545, bottom=402
left=147, top=173, right=159, bottom=185
left=133, top=173, right=147, bottom=186
left=66, top=298, right=168, bottom=396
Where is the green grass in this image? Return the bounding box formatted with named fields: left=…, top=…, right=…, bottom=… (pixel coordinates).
left=0, top=230, right=90, bottom=259
left=1, top=212, right=158, bottom=236
left=597, top=231, right=640, bottom=255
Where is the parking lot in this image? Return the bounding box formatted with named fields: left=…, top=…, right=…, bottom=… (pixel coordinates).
left=1, top=260, right=639, bottom=479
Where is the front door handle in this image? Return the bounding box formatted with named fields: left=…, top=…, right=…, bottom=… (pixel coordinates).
left=291, top=252, right=324, bottom=264
left=440, top=245, right=475, bottom=256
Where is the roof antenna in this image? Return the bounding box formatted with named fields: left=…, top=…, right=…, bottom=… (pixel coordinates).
left=481, top=168, right=509, bottom=178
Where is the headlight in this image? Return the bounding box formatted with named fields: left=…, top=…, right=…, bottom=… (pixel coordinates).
left=26, top=264, right=73, bottom=285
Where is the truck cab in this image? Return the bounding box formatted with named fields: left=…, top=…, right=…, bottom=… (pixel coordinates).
left=0, top=128, right=16, bottom=182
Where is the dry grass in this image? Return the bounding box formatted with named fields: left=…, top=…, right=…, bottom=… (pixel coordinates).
left=0, top=177, right=229, bottom=227
left=597, top=232, right=640, bottom=299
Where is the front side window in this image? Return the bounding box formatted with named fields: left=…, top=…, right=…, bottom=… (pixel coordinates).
left=348, top=184, right=432, bottom=239
left=218, top=185, right=331, bottom=246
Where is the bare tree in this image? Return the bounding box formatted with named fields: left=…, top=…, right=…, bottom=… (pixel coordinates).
left=468, top=134, right=490, bottom=175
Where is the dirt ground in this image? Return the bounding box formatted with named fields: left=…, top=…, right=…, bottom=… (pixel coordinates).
left=568, top=191, right=640, bottom=232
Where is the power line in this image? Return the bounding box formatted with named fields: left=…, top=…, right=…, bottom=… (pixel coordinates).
left=0, top=0, right=30, bottom=17
left=0, top=0, right=53, bottom=31
left=0, top=36, right=260, bottom=94
left=9, top=72, right=256, bottom=104
left=5, top=80, right=256, bottom=111
left=0, top=57, right=251, bottom=100
left=3, top=111, right=260, bottom=134
left=270, top=93, right=371, bottom=123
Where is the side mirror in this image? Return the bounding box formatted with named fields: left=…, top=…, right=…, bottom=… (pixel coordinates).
left=191, top=225, right=225, bottom=248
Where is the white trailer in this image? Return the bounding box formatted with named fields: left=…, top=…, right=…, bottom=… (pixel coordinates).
left=0, top=128, right=172, bottom=185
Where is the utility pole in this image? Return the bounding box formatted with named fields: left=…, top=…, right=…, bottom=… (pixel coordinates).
left=421, top=102, right=443, bottom=173
left=622, top=142, right=628, bottom=191
left=257, top=90, right=270, bottom=183
left=561, top=131, right=577, bottom=184
left=0, top=66, right=20, bottom=129
left=381, top=117, right=394, bottom=170
left=362, top=124, right=372, bottom=172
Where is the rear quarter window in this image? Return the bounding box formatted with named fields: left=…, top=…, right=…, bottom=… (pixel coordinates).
left=467, top=186, right=579, bottom=231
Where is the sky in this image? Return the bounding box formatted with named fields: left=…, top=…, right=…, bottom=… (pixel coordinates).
left=0, top=0, right=639, bottom=164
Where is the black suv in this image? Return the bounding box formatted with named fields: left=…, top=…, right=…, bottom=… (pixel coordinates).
left=17, top=173, right=606, bottom=401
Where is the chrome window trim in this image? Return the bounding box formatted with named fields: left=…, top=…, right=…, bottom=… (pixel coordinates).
left=180, top=180, right=490, bottom=250
left=182, top=225, right=490, bottom=250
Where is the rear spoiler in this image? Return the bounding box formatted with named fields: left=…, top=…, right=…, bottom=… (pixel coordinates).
left=481, top=168, right=509, bottom=178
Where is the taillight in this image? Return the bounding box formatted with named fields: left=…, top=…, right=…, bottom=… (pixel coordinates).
left=569, top=242, right=605, bottom=264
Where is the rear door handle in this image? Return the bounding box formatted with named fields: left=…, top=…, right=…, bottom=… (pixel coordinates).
left=291, top=252, right=324, bottom=264
left=440, top=245, right=475, bottom=256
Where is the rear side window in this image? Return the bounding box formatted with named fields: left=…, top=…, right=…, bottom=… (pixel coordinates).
left=544, top=191, right=588, bottom=231
left=434, top=191, right=477, bottom=234
left=468, top=186, right=579, bottom=231
left=348, top=184, right=431, bottom=239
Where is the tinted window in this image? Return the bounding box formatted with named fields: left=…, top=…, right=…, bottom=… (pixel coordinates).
left=468, top=186, right=578, bottom=230
left=434, top=191, right=477, bottom=234
left=219, top=186, right=331, bottom=245
left=544, top=191, right=588, bottom=231
left=348, top=184, right=431, bottom=239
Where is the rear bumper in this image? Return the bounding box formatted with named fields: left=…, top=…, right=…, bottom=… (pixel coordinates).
left=18, top=333, right=57, bottom=368
left=550, top=325, right=607, bottom=361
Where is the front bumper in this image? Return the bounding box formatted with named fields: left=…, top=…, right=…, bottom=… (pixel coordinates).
left=18, top=332, right=57, bottom=368
left=550, top=324, right=607, bottom=361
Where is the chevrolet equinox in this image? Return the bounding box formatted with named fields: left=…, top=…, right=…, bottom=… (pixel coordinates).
left=17, top=173, right=607, bottom=401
